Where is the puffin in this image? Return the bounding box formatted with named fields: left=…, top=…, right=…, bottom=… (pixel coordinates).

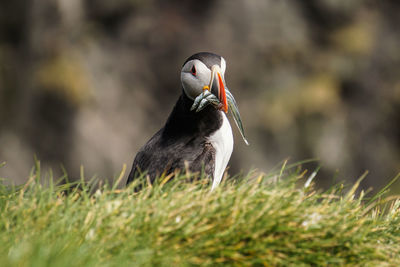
left=127, top=52, right=248, bottom=190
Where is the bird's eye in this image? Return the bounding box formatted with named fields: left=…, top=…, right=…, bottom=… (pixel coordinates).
left=191, top=65, right=196, bottom=76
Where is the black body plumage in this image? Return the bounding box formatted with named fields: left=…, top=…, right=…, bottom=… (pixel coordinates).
left=127, top=93, right=222, bottom=184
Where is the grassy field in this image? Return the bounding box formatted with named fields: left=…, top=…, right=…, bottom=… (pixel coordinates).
left=0, top=161, right=400, bottom=266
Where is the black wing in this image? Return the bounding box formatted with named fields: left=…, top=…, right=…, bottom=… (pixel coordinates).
left=126, top=129, right=215, bottom=185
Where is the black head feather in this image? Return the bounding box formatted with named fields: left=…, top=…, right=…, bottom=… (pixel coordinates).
left=183, top=52, right=222, bottom=69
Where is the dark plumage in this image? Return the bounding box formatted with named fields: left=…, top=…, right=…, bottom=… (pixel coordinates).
left=126, top=93, right=222, bottom=184
left=183, top=52, right=222, bottom=69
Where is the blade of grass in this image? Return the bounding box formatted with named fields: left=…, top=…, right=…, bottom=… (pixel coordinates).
left=366, top=172, right=400, bottom=206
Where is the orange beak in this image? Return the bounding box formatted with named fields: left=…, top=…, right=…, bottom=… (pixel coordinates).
left=217, top=72, right=228, bottom=113
left=209, top=65, right=228, bottom=113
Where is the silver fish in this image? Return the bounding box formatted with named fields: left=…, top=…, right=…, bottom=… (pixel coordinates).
left=226, top=89, right=249, bottom=145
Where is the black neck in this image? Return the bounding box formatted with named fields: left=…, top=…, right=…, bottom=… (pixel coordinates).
left=162, top=91, right=222, bottom=142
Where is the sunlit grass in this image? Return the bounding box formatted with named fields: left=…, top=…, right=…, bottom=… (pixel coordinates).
left=0, top=161, right=399, bottom=266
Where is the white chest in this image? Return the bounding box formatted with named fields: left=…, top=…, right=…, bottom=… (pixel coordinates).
left=208, top=112, right=233, bottom=190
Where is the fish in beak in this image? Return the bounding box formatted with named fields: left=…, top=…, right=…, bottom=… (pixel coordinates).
left=190, top=65, right=249, bottom=145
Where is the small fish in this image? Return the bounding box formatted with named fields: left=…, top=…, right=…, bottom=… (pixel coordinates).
left=196, top=94, right=219, bottom=112
left=191, top=90, right=220, bottom=112
left=226, top=89, right=249, bottom=145
left=190, top=91, right=207, bottom=111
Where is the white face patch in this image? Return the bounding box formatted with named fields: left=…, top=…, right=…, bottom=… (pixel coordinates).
left=181, top=59, right=212, bottom=100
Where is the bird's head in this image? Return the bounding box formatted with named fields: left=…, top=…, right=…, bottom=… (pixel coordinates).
left=180, top=52, right=249, bottom=145
left=181, top=52, right=228, bottom=112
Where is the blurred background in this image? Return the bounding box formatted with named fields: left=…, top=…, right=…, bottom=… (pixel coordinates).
left=1, top=0, right=399, bottom=192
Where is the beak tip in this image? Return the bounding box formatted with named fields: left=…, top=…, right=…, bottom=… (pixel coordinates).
left=218, top=103, right=228, bottom=113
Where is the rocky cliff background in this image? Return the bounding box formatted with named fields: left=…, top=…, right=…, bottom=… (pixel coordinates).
left=1, top=0, right=399, bottom=191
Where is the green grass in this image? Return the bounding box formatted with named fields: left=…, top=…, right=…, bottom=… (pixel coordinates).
left=0, top=161, right=399, bottom=266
